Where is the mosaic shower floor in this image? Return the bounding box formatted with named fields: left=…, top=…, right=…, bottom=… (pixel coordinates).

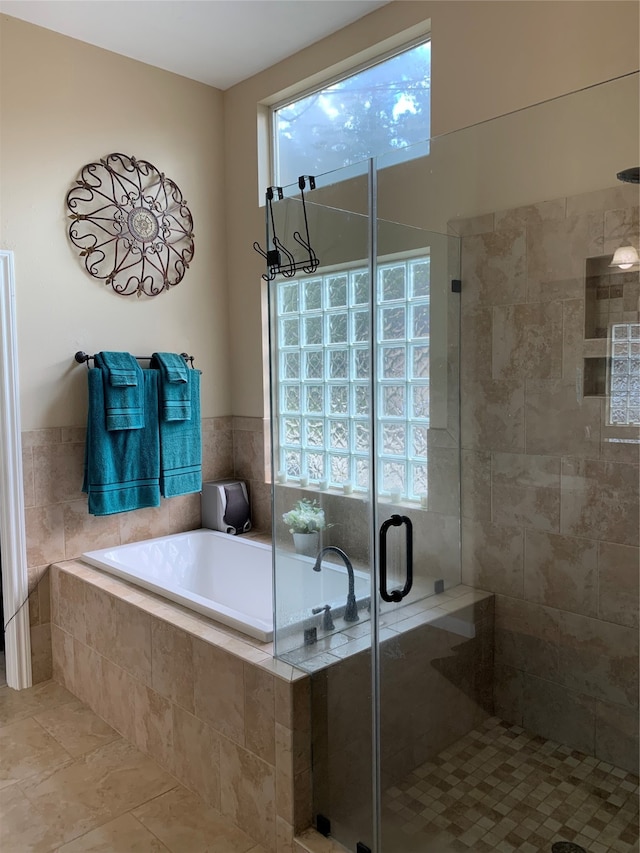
left=382, top=717, right=639, bottom=853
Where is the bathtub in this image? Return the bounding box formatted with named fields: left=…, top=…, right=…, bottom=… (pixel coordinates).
left=82, top=529, right=370, bottom=643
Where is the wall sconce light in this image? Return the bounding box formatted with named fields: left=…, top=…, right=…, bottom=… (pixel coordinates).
left=610, top=245, right=640, bottom=270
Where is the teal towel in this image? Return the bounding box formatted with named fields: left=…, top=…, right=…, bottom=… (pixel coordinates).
left=83, top=368, right=161, bottom=515
left=151, top=352, right=191, bottom=422
left=159, top=369, right=202, bottom=498
left=95, top=352, right=144, bottom=431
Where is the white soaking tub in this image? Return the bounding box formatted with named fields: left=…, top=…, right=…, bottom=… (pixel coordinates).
left=82, top=528, right=370, bottom=643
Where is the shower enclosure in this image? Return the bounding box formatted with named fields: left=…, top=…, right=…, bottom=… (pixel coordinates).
left=266, top=72, right=639, bottom=853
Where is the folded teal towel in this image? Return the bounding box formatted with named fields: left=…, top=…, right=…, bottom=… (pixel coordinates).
left=94, top=352, right=144, bottom=430
left=159, top=369, right=202, bottom=498
left=82, top=368, right=161, bottom=515
left=151, top=352, right=191, bottom=422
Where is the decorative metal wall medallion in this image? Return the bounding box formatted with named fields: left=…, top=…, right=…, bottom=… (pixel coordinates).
left=66, top=153, right=195, bottom=297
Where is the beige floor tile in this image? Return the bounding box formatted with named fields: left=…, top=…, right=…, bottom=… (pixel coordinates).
left=132, top=786, right=256, bottom=853
left=57, top=813, right=171, bottom=852
left=0, top=716, right=72, bottom=790
left=0, top=783, right=66, bottom=852
left=19, top=737, right=178, bottom=845
left=0, top=681, right=75, bottom=728
left=34, top=697, right=119, bottom=758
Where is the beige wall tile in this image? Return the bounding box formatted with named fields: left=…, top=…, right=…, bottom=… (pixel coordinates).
left=460, top=378, right=525, bottom=453
left=522, top=674, right=596, bottom=755
left=167, top=493, right=202, bottom=532
left=494, top=595, right=560, bottom=680
left=556, top=611, right=639, bottom=708
left=118, top=505, right=171, bottom=546
left=460, top=228, right=527, bottom=307
left=219, top=736, right=276, bottom=852
left=100, top=658, right=138, bottom=743
left=526, top=212, right=604, bottom=302
left=84, top=586, right=116, bottom=658
left=426, top=446, right=460, bottom=515
left=524, top=530, right=598, bottom=616
left=33, top=441, right=85, bottom=506
left=461, top=519, right=524, bottom=597
left=449, top=212, right=495, bottom=237
left=525, top=379, right=602, bottom=457
left=598, top=541, right=639, bottom=628
left=193, top=638, right=245, bottom=745
left=151, top=619, right=194, bottom=713
left=22, top=445, right=35, bottom=508
left=460, top=307, right=493, bottom=384
left=171, top=705, right=221, bottom=810
left=595, top=700, right=639, bottom=775
left=493, top=663, right=524, bottom=726
left=244, top=664, right=275, bottom=765
left=30, top=623, right=52, bottom=684
left=561, top=457, right=639, bottom=546
left=492, top=302, right=563, bottom=380
left=494, top=198, right=566, bottom=231
left=233, top=425, right=267, bottom=483
left=566, top=185, right=638, bottom=218
left=603, top=206, right=639, bottom=255
left=63, top=500, right=120, bottom=560
left=25, top=504, right=65, bottom=568
left=491, top=451, right=560, bottom=532
left=461, top=450, right=492, bottom=522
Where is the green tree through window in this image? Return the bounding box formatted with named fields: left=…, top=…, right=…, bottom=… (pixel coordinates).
left=273, top=41, right=431, bottom=186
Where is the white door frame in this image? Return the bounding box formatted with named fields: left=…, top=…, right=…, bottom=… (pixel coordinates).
left=0, top=251, right=31, bottom=689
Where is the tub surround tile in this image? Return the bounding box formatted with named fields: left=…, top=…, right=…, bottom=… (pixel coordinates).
left=171, top=705, right=221, bottom=810
left=113, top=598, right=153, bottom=685
left=51, top=569, right=86, bottom=643
left=245, top=665, right=276, bottom=764
left=62, top=500, right=120, bottom=560
left=193, top=639, right=245, bottom=745
left=72, top=639, right=104, bottom=714
left=56, top=813, right=171, bottom=852
left=219, top=735, right=276, bottom=853
left=151, top=620, right=195, bottom=713
left=51, top=625, right=75, bottom=693
left=134, top=683, right=174, bottom=772
left=30, top=623, right=53, bottom=684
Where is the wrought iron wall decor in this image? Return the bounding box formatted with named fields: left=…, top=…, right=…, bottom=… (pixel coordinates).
left=66, top=153, right=195, bottom=298
left=253, top=175, right=319, bottom=282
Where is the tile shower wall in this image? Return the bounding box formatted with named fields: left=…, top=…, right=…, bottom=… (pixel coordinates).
left=457, top=184, right=639, bottom=773
left=22, top=415, right=272, bottom=685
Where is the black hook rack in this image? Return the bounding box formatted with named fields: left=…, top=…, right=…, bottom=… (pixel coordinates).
left=253, top=176, right=320, bottom=282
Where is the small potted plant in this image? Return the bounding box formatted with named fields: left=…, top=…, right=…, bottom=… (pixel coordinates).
left=283, top=498, right=329, bottom=556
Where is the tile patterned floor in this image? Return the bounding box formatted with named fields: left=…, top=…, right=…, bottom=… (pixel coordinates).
left=0, top=680, right=268, bottom=853
left=383, top=717, right=640, bottom=853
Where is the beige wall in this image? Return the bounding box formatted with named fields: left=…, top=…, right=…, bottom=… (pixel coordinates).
left=223, top=0, right=640, bottom=417
left=0, top=15, right=230, bottom=430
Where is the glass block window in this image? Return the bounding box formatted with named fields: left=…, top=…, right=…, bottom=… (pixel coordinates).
left=276, top=256, right=430, bottom=500
left=610, top=323, right=640, bottom=425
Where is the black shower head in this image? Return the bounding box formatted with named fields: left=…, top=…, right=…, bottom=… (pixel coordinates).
left=616, top=167, right=639, bottom=184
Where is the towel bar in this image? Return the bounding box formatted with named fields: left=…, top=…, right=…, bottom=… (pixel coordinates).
left=74, top=351, right=195, bottom=368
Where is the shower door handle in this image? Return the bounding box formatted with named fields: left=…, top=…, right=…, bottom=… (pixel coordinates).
left=379, top=514, right=413, bottom=603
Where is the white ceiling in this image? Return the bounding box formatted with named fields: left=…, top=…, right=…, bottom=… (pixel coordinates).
left=0, top=0, right=390, bottom=90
